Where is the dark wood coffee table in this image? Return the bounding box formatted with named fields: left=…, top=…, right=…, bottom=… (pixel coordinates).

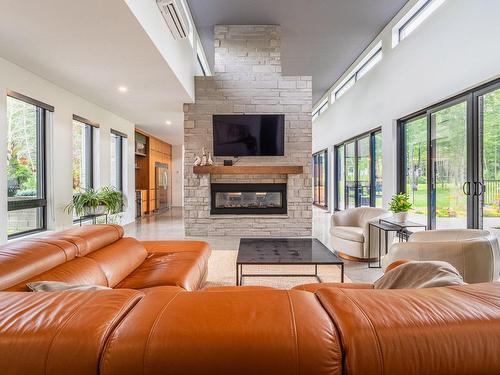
left=236, top=238, right=344, bottom=286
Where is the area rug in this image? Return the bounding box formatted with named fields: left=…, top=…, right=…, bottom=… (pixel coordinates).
left=205, top=250, right=351, bottom=289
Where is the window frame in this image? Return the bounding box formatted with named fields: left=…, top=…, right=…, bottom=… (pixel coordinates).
left=110, top=129, right=126, bottom=192
left=6, top=92, right=51, bottom=239
left=312, top=99, right=328, bottom=121
left=393, top=0, right=447, bottom=47
left=312, top=149, right=329, bottom=209
left=72, top=115, right=98, bottom=193
left=334, top=127, right=382, bottom=211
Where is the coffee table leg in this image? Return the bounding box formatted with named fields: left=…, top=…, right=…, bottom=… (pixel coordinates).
left=236, top=263, right=239, bottom=286
left=341, top=264, right=344, bottom=283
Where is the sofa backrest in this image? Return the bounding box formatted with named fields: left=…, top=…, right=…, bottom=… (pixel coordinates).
left=1, top=283, right=500, bottom=375
left=45, top=224, right=124, bottom=256
left=315, top=282, right=500, bottom=375
left=0, top=289, right=143, bottom=375
left=0, top=225, right=148, bottom=291
left=0, top=238, right=77, bottom=290
left=100, top=288, right=342, bottom=375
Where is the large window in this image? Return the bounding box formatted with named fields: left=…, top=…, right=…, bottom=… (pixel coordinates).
left=72, top=115, right=97, bottom=193
left=6, top=91, right=52, bottom=238
left=398, top=78, right=500, bottom=231
left=313, top=149, right=328, bottom=208
left=335, top=129, right=382, bottom=210
left=110, top=130, right=126, bottom=192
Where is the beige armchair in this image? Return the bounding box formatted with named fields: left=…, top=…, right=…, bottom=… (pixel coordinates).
left=330, top=207, right=389, bottom=261
left=381, top=229, right=500, bottom=283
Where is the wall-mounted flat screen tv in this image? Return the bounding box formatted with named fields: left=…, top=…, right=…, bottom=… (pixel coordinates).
left=213, top=114, right=285, bottom=156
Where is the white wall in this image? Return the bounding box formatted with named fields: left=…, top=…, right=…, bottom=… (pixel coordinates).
left=171, top=144, right=184, bottom=207
left=124, top=0, right=199, bottom=102
left=0, top=57, right=136, bottom=243
left=313, top=0, right=500, bottom=211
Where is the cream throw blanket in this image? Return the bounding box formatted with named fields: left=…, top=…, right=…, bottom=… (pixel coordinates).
left=374, top=261, right=465, bottom=289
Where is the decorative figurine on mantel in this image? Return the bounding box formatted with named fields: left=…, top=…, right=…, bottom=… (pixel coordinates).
left=193, top=146, right=214, bottom=166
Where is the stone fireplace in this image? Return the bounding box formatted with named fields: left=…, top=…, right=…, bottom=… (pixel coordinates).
left=211, top=183, right=287, bottom=215
left=183, top=25, right=312, bottom=237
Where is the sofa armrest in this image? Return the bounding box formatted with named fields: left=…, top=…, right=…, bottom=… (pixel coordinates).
left=140, top=240, right=211, bottom=257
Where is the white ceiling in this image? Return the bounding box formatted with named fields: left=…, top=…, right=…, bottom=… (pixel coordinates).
left=187, top=0, right=408, bottom=104
left=0, top=0, right=189, bottom=144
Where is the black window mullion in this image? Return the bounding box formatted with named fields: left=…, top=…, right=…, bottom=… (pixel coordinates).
left=370, top=132, right=376, bottom=207
left=117, top=136, right=123, bottom=192
left=354, top=139, right=359, bottom=207
left=85, top=124, right=94, bottom=189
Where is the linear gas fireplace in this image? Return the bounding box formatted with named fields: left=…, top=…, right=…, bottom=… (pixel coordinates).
left=211, top=183, right=287, bottom=215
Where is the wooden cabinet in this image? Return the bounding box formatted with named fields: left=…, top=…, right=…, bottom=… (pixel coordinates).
left=135, top=129, right=173, bottom=215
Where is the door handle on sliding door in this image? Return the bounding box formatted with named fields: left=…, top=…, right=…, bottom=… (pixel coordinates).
left=474, top=181, right=485, bottom=196
left=462, top=181, right=471, bottom=195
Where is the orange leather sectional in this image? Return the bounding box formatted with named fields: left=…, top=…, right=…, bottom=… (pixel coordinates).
left=1, top=225, right=500, bottom=375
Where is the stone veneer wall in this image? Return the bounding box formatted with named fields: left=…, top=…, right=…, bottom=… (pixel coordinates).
left=183, top=25, right=312, bottom=236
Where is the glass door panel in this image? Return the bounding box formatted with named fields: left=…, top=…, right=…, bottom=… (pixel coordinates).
left=374, top=132, right=383, bottom=207
left=337, top=146, right=345, bottom=210
left=404, top=116, right=428, bottom=225
left=345, top=142, right=356, bottom=208
left=431, top=100, right=469, bottom=229
left=318, top=151, right=327, bottom=206
left=478, top=86, right=500, bottom=231
left=357, top=136, right=371, bottom=206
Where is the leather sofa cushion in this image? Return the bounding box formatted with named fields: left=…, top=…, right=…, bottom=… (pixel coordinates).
left=331, top=226, right=364, bottom=243
left=101, top=289, right=342, bottom=375
left=316, top=283, right=500, bottom=375
left=47, top=224, right=124, bottom=256
left=140, top=240, right=211, bottom=254
left=7, top=257, right=108, bottom=291
left=0, top=239, right=77, bottom=291
left=116, top=250, right=207, bottom=291
left=293, top=282, right=373, bottom=293
left=0, top=290, right=142, bottom=375
left=26, top=281, right=111, bottom=292
left=86, top=237, right=148, bottom=287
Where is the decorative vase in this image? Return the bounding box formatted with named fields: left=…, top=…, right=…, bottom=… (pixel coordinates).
left=392, top=212, right=408, bottom=223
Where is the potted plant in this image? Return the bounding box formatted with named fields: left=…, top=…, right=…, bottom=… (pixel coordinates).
left=65, top=187, right=125, bottom=217
left=389, top=193, right=412, bottom=223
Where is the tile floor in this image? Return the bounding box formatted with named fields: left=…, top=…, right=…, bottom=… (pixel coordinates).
left=124, top=206, right=383, bottom=283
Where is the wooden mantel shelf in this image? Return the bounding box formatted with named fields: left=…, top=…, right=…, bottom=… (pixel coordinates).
left=193, top=165, right=303, bottom=175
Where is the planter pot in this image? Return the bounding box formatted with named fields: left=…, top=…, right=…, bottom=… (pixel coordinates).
left=84, top=205, right=107, bottom=216
left=392, top=212, right=408, bottom=223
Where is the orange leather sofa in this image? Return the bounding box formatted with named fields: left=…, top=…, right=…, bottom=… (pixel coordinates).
left=1, top=225, right=500, bottom=375
left=0, top=224, right=210, bottom=292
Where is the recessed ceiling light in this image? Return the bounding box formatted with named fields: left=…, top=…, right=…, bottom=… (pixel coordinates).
left=166, top=120, right=172, bottom=125
left=118, top=86, right=128, bottom=93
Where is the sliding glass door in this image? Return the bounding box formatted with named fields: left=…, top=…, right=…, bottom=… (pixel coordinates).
left=403, top=116, right=428, bottom=224
left=335, top=128, right=382, bottom=210
left=345, top=141, right=356, bottom=209
left=399, top=78, right=500, bottom=230
left=357, top=136, right=371, bottom=206
left=431, top=100, right=470, bottom=229
left=477, top=83, right=500, bottom=231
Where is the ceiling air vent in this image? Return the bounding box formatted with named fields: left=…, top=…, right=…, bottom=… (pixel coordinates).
left=156, top=0, right=189, bottom=40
